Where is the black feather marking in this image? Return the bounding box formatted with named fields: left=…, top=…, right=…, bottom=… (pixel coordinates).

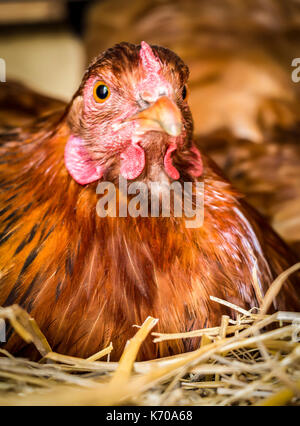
left=44, top=318, right=57, bottom=332
left=19, top=273, right=39, bottom=308
left=41, top=209, right=50, bottom=221
left=0, top=230, right=14, bottom=246
left=14, top=241, right=27, bottom=257
left=55, top=280, right=62, bottom=301
left=20, top=246, right=40, bottom=276
left=0, top=215, right=20, bottom=246
left=26, top=298, right=34, bottom=313
left=40, top=224, right=55, bottom=244
left=65, top=255, right=74, bottom=277
left=3, top=246, right=40, bottom=307
left=8, top=216, right=22, bottom=230
left=23, top=202, right=33, bottom=213
left=3, top=210, right=21, bottom=228
left=14, top=224, right=39, bottom=255
left=26, top=223, right=39, bottom=244
left=5, top=194, right=17, bottom=203
left=0, top=205, right=11, bottom=216
left=3, top=282, right=22, bottom=307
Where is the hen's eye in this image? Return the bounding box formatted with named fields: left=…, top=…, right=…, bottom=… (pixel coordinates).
left=182, top=85, right=188, bottom=101
left=93, top=81, right=110, bottom=103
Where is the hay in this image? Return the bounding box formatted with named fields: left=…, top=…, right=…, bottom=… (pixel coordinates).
left=0, top=265, right=299, bottom=406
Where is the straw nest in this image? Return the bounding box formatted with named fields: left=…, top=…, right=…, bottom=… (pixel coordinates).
left=0, top=264, right=299, bottom=406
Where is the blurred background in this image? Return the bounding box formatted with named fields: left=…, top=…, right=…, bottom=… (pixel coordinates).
left=0, top=0, right=88, bottom=100
left=1, top=0, right=299, bottom=105
left=1, top=0, right=300, bottom=251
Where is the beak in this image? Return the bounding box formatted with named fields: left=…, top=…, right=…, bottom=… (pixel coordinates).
left=130, top=96, right=182, bottom=137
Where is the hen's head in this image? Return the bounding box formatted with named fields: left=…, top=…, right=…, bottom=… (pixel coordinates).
left=65, top=42, right=202, bottom=185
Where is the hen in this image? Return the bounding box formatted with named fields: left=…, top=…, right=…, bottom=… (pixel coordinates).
left=0, top=42, right=299, bottom=361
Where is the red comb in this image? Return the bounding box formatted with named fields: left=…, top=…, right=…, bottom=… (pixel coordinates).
left=139, top=41, right=162, bottom=75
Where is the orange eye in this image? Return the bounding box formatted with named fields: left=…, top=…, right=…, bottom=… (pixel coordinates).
left=93, top=81, right=110, bottom=103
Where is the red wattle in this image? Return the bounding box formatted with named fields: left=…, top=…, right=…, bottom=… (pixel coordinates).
left=164, top=144, right=180, bottom=180
left=65, top=135, right=105, bottom=185
left=120, top=143, right=145, bottom=180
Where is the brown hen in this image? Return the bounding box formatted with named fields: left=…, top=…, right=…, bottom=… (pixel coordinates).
left=0, top=42, right=299, bottom=361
